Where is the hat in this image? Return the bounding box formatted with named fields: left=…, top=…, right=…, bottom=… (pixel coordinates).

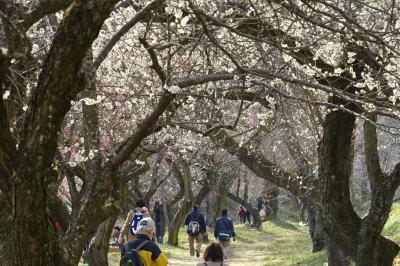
left=192, top=204, right=199, bottom=210
left=136, top=218, right=156, bottom=234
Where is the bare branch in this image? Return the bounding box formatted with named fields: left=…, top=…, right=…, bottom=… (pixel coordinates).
left=363, top=113, right=383, bottom=187
left=139, top=36, right=167, bottom=85
left=91, top=0, right=165, bottom=71
left=108, top=72, right=237, bottom=169
left=21, top=0, right=73, bottom=29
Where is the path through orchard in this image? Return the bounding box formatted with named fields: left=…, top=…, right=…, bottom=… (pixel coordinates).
left=106, top=220, right=327, bottom=266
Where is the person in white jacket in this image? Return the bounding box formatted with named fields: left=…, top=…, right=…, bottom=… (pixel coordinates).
left=196, top=242, right=229, bottom=266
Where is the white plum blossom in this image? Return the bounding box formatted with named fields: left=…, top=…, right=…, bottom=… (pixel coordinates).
left=165, top=85, right=182, bottom=94
left=2, top=90, right=10, bottom=99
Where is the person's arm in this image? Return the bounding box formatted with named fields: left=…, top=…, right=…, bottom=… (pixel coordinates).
left=200, top=214, right=207, bottom=233
left=119, top=210, right=133, bottom=244
left=214, top=220, right=219, bottom=239
left=184, top=213, right=190, bottom=225
left=230, top=220, right=236, bottom=240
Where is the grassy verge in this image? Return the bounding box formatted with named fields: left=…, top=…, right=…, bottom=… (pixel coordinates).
left=383, top=202, right=400, bottom=266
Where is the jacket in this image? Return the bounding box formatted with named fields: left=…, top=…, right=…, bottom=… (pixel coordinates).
left=184, top=210, right=207, bottom=233
left=123, top=234, right=168, bottom=266
left=214, top=215, right=236, bottom=239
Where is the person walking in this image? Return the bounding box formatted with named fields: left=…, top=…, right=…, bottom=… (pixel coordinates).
left=153, top=198, right=166, bottom=244
left=184, top=204, right=207, bottom=257
left=121, top=218, right=168, bottom=266
left=214, top=209, right=236, bottom=259
left=119, top=198, right=149, bottom=244
left=237, top=206, right=245, bottom=224
left=196, top=242, right=228, bottom=266
left=245, top=209, right=251, bottom=224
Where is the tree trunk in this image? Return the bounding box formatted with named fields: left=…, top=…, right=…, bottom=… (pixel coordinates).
left=327, top=238, right=351, bottom=266
left=306, top=200, right=325, bottom=253
left=264, top=180, right=279, bottom=219
left=5, top=167, right=67, bottom=266
left=87, top=214, right=119, bottom=266
left=243, top=175, right=249, bottom=202
left=356, top=186, right=397, bottom=266
left=318, top=105, right=399, bottom=265
left=236, top=176, right=241, bottom=197
left=167, top=199, right=192, bottom=246
left=167, top=159, right=193, bottom=246
left=212, top=180, right=228, bottom=225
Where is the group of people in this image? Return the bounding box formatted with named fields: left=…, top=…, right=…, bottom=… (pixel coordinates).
left=237, top=206, right=251, bottom=224
left=184, top=204, right=236, bottom=262
left=87, top=199, right=237, bottom=265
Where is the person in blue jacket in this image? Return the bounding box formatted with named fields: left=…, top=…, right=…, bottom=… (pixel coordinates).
left=214, top=209, right=236, bottom=259
left=184, top=204, right=207, bottom=257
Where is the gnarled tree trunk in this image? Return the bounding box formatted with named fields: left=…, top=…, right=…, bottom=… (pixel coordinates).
left=167, top=159, right=193, bottom=246
left=87, top=214, right=119, bottom=266
left=318, top=104, right=399, bottom=266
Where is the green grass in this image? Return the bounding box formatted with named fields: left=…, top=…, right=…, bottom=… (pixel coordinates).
left=383, top=202, right=400, bottom=243
left=383, top=202, right=400, bottom=265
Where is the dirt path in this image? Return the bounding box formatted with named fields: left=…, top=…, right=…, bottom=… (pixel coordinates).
left=167, top=229, right=275, bottom=266
left=164, top=222, right=326, bottom=266
left=167, top=239, right=268, bottom=266
left=105, top=222, right=327, bottom=266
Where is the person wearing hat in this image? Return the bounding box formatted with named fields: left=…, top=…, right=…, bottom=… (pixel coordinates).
left=184, top=204, right=207, bottom=257
left=122, top=218, right=168, bottom=266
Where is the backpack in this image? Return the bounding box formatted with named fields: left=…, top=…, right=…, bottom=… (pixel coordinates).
left=216, top=218, right=231, bottom=241
left=187, top=214, right=201, bottom=236
left=218, top=232, right=231, bottom=241
left=130, top=209, right=144, bottom=235
left=120, top=240, right=150, bottom=266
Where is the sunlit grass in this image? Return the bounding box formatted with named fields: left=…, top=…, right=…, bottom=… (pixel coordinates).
left=383, top=202, right=400, bottom=266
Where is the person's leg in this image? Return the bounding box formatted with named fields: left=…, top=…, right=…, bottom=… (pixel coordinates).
left=188, top=235, right=195, bottom=256
left=218, top=240, right=230, bottom=259
left=156, top=222, right=161, bottom=243
left=195, top=234, right=203, bottom=257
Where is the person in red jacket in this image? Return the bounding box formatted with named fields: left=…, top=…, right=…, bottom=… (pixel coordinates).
left=237, top=206, right=245, bottom=224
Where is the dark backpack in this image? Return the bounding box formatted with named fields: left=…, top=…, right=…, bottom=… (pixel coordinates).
left=217, top=218, right=231, bottom=241
left=120, top=240, right=150, bottom=266
left=130, top=209, right=144, bottom=235
left=187, top=214, right=201, bottom=236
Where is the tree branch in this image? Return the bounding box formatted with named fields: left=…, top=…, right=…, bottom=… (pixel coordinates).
left=108, top=72, right=236, bottom=169
left=91, top=0, right=165, bottom=71
left=21, top=0, right=73, bottom=30
left=363, top=113, right=383, bottom=188
left=20, top=0, right=120, bottom=177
